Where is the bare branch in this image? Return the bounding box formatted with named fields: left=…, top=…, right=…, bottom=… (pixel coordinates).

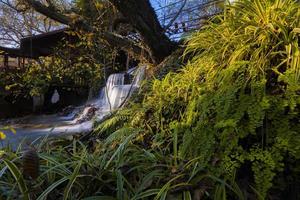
left=0, top=0, right=29, bottom=12
left=163, top=0, right=187, bottom=31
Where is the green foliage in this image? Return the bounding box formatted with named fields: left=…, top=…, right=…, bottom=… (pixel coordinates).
left=0, top=1, right=121, bottom=101
left=1, top=0, right=300, bottom=199
left=50, top=30, right=107, bottom=87
left=74, top=0, right=116, bottom=31
left=0, top=135, right=227, bottom=199
left=94, top=0, right=300, bottom=198
left=180, top=1, right=300, bottom=197
left=0, top=29, right=114, bottom=100
left=3, top=159, right=30, bottom=200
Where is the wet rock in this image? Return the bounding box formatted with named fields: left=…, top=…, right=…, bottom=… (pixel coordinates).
left=58, top=105, right=75, bottom=116
left=75, top=106, right=98, bottom=123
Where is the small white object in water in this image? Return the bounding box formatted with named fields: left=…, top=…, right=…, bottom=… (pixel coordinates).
left=51, top=89, right=60, bottom=104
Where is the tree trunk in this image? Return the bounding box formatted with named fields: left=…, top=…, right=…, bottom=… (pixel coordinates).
left=110, top=0, right=177, bottom=63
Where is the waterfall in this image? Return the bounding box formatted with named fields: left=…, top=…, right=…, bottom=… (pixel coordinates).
left=70, top=66, right=145, bottom=122
left=0, top=66, right=146, bottom=149
left=98, top=73, right=127, bottom=111
left=97, top=66, right=145, bottom=112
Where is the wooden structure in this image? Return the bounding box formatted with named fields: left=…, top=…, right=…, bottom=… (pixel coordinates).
left=0, top=28, right=72, bottom=71
left=0, top=54, right=26, bottom=71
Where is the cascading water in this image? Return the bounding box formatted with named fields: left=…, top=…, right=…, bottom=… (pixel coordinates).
left=0, top=66, right=145, bottom=149
left=98, top=73, right=127, bottom=111
left=98, top=67, right=144, bottom=111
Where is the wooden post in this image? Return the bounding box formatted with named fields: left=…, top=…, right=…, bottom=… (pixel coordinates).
left=18, top=57, right=21, bottom=69
left=22, top=57, right=25, bottom=69
left=4, top=55, right=8, bottom=70
left=1, top=55, right=3, bottom=70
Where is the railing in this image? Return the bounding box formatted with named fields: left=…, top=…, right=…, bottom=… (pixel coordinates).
left=0, top=59, right=26, bottom=72
left=0, top=66, right=26, bottom=73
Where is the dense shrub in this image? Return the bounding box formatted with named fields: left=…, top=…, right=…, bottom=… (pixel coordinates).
left=114, top=0, right=300, bottom=198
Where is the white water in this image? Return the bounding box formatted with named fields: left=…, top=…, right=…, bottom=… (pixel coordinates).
left=96, top=66, right=145, bottom=112
left=0, top=66, right=145, bottom=149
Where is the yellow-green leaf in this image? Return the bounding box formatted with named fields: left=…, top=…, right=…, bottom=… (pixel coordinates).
left=292, top=28, right=300, bottom=34
left=0, top=131, right=6, bottom=140
left=10, top=128, right=16, bottom=135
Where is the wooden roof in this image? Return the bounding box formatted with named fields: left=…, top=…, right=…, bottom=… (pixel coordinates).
left=0, top=28, right=74, bottom=58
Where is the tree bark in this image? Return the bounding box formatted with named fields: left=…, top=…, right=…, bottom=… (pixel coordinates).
left=110, top=0, right=177, bottom=63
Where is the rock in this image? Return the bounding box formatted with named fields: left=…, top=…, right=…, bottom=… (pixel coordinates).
left=58, top=105, right=75, bottom=116
left=75, top=106, right=98, bottom=123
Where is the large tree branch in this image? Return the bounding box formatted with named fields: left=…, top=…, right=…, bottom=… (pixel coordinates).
left=24, top=0, right=70, bottom=24
left=24, top=0, right=152, bottom=62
